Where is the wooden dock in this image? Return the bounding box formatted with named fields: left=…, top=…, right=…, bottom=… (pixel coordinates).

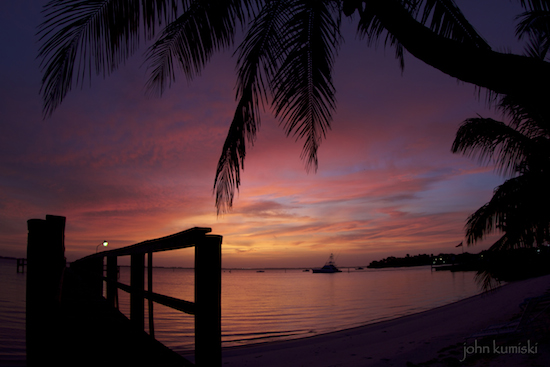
left=26, top=215, right=222, bottom=367
left=55, top=266, right=192, bottom=367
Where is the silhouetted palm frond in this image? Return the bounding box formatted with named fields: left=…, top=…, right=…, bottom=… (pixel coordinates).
left=38, top=0, right=187, bottom=117
left=414, top=0, right=489, bottom=49
left=475, top=268, right=502, bottom=291
left=39, top=0, right=550, bottom=215
left=356, top=0, right=489, bottom=70
left=451, top=117, right=535, bottom=176
left=464, top=202, right=501, bottom=246
left=145, top=0, right=256, bottom=96
left=356, top=3, right=406, bottom=69
left=516, top=0, right=550, bottom=59
left=464, top=172, right=550, bottom=248
left=498, top=95, right=550, bottom=148
left=454, top=95, right=550, bottom=252
left=271, top=0, right=341, bottom=172
left=465, top=175, right=527, bottom=246
left=213, top=0, right=292, bottom=214
left=518, top=0, right=550, bottom=11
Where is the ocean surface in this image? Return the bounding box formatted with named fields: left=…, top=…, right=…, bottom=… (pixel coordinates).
left=0, top=258, right=482, bottom=363
left=0, top=259, right=26, bottom=366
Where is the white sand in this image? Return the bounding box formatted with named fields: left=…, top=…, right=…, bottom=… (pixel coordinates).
left=217, top=274, right=550, bottom=367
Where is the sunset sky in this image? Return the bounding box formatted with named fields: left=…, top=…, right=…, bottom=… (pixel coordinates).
left=0, top=1, right=526, bottom=268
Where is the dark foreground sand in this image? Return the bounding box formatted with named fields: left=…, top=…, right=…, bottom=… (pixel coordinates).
left=210, top=274, right=550, bottom=367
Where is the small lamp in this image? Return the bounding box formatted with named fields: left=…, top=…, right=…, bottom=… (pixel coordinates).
left=96, top=240, right=108, bottom=253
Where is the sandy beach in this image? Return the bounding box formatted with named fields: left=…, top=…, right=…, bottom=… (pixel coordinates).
left=214, top=274, right=550, bottom=367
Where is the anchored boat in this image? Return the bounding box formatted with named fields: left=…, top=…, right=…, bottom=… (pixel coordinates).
left=312, top=253, right=342, bottom=273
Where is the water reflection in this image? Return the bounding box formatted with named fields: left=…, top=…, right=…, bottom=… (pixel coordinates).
left=109, top=266, right=481, bottom=352
left=0, top=259, right=27, bottom=364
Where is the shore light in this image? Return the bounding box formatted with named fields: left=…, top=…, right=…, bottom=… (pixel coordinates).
left=96, top=240, right=108, bottom=253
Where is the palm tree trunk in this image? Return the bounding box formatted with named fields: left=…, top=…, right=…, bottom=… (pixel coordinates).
left=369, top=0, right=550, bottom=105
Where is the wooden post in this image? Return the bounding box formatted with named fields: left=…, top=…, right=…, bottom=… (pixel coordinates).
left=130, top=253, right=145, bottom=331
left=194, top=235, right=222, bottom=367
left=91, top=257, right=105, bottom=297
left=16, top=258, right=26, bottom=273
left=70, top=256, right=104, bottom=297
left=106, top=256, right=118, bottom=308
left=148, top=251, right=155, bottom=338
left=26, top=215, right=66, bottom=366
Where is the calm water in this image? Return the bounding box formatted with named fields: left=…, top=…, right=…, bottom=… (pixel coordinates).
left=0, top=258, right=482, bottom=361
left=0, top=259, right=26, bottom=366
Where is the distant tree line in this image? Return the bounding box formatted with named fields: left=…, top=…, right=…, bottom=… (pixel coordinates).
left=367, top=248, right=550, bottom=290
left=367, top=253, right=434, bottom=268
left=367, top=252, right=483, bottom=269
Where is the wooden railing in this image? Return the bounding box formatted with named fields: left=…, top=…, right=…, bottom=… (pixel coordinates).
left=70, top=227, right=222, bottom=367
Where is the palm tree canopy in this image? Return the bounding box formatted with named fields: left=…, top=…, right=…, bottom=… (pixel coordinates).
left=452, top=96, right=550, bottom=251
left=516, top=0, right=550, bottom=60
left=38, top=0, right=550, bottom=213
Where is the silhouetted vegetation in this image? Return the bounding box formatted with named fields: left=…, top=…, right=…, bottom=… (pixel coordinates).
left=475, top=247, right=550, bottom=290
left=452, top=96, right=550, bottom=252
left=446, top=1, right=550, bottom=288
left=368, top=253, right=432, bottom=268
left=37, top=0, right=550, bottom=213
left=367, top=252, right=482, bottom=269
left=368, top=249, right=550, bottom=289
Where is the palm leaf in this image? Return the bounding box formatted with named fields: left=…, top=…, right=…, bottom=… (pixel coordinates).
left=516, top=6, right=550, bottom=59
left=271, top=0, right=341, bottom=172
left=213, top=0, right=292, bottom=214
left=465, top=170, right=550, bottom=248
left=464, top=176, right=527, bottom=246
left=414, top=0, right=489, bottom=49
left=457, top=90, right=550, bottom=251
left=356, top=4, right=406, bottom=69
left=517, top=0, right=550, bottom=11
left=144, top=0, right=255, bottom=96
left=474, top=269, right=502, bottom=291
left=38, top=0, right=185, bottom=117
left=356, top=0, right=489, bottom=71
left=498, top=94, right=550, bottom=137
left=451, top=117, right=537, bottom=176
left=464, top=202, right=502, bottom=245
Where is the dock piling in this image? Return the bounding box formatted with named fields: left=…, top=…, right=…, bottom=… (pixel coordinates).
left=195, top=235, right=222, bottom=366
left=16, top=258, right=26, bottom=273
left=26, top=215, right=66, bottom=366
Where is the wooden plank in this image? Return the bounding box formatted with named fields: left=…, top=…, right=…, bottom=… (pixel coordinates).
left=147, top=291, right=197, bottom=315
left=106, top=280, right=196, bottom=315
left=80, top=227, right=212, bottom=261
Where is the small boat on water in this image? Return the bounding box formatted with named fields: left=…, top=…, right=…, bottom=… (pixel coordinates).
left=312, top=253, right=342, bottom=273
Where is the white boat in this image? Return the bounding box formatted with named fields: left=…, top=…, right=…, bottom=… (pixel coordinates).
left=312, top=253, right=342, bottom=273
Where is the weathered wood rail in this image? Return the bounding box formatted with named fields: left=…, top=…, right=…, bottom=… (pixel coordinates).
left=71, top=227, right=222, bottom=366
left=26, top=215, right=222, bottom=367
